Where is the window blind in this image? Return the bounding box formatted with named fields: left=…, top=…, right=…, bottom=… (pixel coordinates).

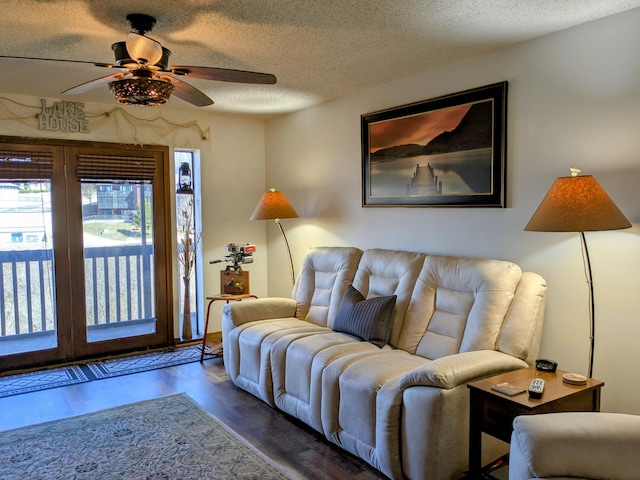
left=76, top=154, right=156, bottom=183
left=0, top=150, right=54, bottom=180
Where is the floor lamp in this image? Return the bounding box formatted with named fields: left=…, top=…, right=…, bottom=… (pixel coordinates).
left=250, top=188, right=299, bottom=286
left=524, top=169, right=631, bottom=378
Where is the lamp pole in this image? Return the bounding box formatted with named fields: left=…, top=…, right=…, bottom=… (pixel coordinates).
left=580, top=232, right=596, bottom=378
left=275, top=219, right=295, bottom=286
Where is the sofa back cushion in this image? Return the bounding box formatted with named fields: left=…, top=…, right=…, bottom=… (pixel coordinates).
left=293, top=246, right=363, bottom=327
left=351, top=248, right=426, bottom=347
left=399, top=255, right=523, bottom=359
left=496, top=271, right=547, bottom=363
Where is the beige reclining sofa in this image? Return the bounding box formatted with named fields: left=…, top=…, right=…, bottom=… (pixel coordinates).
left=222, top=247, right=547, bottom=479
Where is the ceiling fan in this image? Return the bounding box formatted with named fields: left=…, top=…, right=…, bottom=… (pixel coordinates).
left=0, top=13, right=277, bottom=107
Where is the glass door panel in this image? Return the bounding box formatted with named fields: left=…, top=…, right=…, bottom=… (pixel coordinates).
left=0, top=182, right=57, bottom=356
left=82, top=183, right=156, bottom=343
left=70, top=145, right=170, bottom=360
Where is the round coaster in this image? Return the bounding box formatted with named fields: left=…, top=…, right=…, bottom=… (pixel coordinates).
left=562, top=372, right=587, bottom=385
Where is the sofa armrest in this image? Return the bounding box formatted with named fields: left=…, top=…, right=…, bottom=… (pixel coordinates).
left=222, top=297, right=298, bottom=327
left=510, top=412, right=640, bottom=480
left=398, top=350, right=528, bottom=390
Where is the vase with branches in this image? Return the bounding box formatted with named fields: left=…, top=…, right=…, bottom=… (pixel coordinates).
left=178, top=196, right=200, bottom=340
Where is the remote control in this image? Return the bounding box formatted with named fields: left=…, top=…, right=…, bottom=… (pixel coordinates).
left=528, top=378, right=545, bottom=399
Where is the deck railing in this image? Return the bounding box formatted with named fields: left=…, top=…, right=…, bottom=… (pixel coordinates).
left=0, top=245, right=154, bottom=337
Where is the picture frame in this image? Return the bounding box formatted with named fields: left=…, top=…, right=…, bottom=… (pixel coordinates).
left=361, top=82, right=507, bottom=207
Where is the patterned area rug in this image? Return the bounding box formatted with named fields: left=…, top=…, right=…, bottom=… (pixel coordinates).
left=0, top=345, right=205, bottom=398
left=0, top=393, right=296, bottom=480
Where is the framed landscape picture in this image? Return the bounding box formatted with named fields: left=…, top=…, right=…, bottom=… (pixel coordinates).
left=361, top=82, right=507, bottom=207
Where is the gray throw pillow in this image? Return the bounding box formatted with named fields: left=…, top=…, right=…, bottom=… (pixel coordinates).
left=333, top=285, right=397, bottom=348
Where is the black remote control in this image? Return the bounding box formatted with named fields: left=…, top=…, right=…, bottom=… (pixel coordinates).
left=528, top=378, right=544, bottom=399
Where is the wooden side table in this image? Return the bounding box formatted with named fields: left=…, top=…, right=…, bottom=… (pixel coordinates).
left=200, top=293, right=257, bottom=362
left=466, top=366, right=604, bottom=479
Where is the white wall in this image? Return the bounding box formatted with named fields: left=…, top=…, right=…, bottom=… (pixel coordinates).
left=199, top=114, right=269, bottom=332
left=264, top=9, right=640, bottom=414
left=0, top=95, right=268, bottom=339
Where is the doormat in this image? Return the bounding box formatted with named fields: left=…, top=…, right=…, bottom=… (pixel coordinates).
left=0, top=345, right=207, bottom=398
left=0, top=365, right=90, bottom=398
left=0, top=393, right=297, bottom=480
left=83, top=345, right=204, bottom=379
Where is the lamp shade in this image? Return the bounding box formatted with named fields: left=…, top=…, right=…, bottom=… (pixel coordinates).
left=524, top=175, right=631, bottom=232
left=250, top=189, right=299, bottom=221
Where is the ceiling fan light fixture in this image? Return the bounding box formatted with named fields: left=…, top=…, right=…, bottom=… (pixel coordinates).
left=111, top=42, right=136, bottom=67
left=126, top=32, right=163, bottom=66
left=154, top=47, right=172, bottom=71
left=112, top=41, right=172, bottom=70
left=108, top=76, right=174, bottom=106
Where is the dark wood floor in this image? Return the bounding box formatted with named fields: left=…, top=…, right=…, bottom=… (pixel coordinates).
left=0, top=356, right=387, bottom=480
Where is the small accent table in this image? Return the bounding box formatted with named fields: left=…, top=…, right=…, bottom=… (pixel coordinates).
left=467, top=366, right=604, bottom=479
left=200, top=293, right=257, bottom=362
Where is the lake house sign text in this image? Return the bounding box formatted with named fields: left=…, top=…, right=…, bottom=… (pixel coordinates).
left=37, top=99, right=89, bottom=133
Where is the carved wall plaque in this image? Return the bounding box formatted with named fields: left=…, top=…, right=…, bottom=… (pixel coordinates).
left=37, top=99, right=89, bottom=133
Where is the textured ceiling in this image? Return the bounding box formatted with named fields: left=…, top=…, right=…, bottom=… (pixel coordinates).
left=1, top=0, right=639, bottom=117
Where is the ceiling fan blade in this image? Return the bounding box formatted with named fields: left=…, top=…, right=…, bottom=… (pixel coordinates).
left=62, top=73, right=128, bottom=95
left=0, top=54, right=116, bottom=69
left=126, top=33, right=163, bottom=66
left=168, top=65, right=276, bottom=85
left=160, top=75, right=214, bottom=107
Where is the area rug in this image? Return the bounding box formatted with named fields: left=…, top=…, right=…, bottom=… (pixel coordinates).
left=0, top=393, right=297, bottom=480
left=0, top=345, right=206, bottom=398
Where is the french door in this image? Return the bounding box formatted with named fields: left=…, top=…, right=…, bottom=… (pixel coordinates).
left=0, top=137, right=173, bottom=371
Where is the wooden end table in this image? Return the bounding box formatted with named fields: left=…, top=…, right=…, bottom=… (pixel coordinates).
left=200, top=293, right=257, bottom=362
left=466, top=366, right=604, bottom=479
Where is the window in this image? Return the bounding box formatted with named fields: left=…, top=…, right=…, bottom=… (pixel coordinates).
left=175, top=150, right=202, bottom=340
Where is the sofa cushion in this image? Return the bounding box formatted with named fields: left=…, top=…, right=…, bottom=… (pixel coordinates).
left=510, top=412, right=640, bottom=480
left=271, top=332, right=385, bottom=433
left=398, top=255, right=523, bottom=359
left=224, top=317, right=329, bottom=406
left=293, top=246, right=364, bottom=327
left=333, top=285, right=397, bottom=348
left=496, top=271, right=547, bottom=363
left=321, top=351, right=429, bottom=479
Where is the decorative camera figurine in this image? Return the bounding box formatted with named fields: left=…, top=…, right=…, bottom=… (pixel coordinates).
left=210, top=243, right=256, bottom=274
